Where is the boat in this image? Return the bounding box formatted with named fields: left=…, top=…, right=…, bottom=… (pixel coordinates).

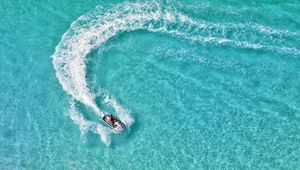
left=102, top=114, right=126, bottom=133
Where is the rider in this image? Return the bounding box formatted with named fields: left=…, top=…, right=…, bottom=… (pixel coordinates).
left=108, top=114, right=116, bottom=127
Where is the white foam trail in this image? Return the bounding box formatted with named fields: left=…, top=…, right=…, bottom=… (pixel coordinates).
left=69, top=101, right=93, bottom=136
left=95, top=125, right=111, bottom=145
left=52, top=2, right=300, bottom=144
left=52, top=2, right=177, bottom=127
left=68, top=100, right=111, bottom=145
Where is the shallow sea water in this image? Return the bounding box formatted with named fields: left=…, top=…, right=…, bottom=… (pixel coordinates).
left=0, top=0, right=299, bottom=169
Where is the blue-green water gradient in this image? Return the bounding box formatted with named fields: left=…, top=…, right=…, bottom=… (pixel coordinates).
left=0, top=0, right=299, bottom=169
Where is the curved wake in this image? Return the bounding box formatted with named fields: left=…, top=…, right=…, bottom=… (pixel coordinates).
left=52, top=2, right=300, bottom=144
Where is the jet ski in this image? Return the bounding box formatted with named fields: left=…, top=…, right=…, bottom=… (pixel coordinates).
left=102, top=114, right=126, bottom=133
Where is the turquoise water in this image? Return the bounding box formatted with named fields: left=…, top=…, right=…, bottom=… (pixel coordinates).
left=1, top=0, right=300, bottom=169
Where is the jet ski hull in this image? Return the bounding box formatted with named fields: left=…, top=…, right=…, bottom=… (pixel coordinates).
left=102, top=115, right=126, bottom=133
